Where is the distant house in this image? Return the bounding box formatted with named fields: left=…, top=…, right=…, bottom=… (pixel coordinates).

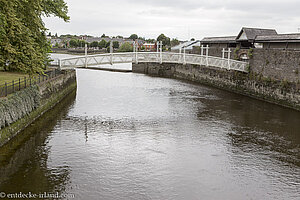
left=50, top=38, right=62, bottom=47
left=143, top=43, right=156, bottom=51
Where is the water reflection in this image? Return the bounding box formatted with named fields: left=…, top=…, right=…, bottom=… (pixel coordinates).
left=0, top=90, right=76, bottom=195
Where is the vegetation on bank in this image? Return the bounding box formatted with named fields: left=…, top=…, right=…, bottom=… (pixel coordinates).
left=0, top=0, right=69, bottom=75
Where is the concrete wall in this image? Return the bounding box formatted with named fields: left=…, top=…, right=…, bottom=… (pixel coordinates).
left=133, top=63, right=300, bottom=111
left=0, top=70, right=76, bottom=147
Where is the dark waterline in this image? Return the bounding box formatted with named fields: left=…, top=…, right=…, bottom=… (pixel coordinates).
left=0, top=69, right=299, bottom=200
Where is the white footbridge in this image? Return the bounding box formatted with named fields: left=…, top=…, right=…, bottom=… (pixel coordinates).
left=58, top=52, right=248, bottom=73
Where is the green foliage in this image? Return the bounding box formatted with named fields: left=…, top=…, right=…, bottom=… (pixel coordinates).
left=105, top=41, right=111, bottom=48
left=246, top=64, right=250, bottom=72
left=112, top=41, right=119, bottom=49
left=0, top=86, right=40, bottom=129
left=280, top=79, right=289, bottom=89
left=0, top=0, right=69, bottom=75
left=157, top=34, right=170, bottom=46
left=129, top=34, right=138, bottom=40
left=248, top=48, right=253, bottom=58
left=118, top=42, right=133, bottom=52
left=146, top=38, right=156, bottom=43
left=99, top=39, right=107, bottom=49
left=233, top=47, right=240, bottom=60
left=101, top=34, right=109, bottom=38
left=69, top=39, right=78, bottom=48
left=170, top=38, right=180, bottom=47
left=90, top=41, right=99, bottom=48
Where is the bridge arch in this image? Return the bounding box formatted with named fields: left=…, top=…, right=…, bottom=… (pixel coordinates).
left=59, top=52, right=248, bottom=73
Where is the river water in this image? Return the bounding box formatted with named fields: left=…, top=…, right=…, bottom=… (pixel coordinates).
left=0, top=60, right=300, bottom=199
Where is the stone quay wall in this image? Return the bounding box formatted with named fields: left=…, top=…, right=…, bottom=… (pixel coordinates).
left=133, top=63, right=300, bottom=111
left=0, top=70, right=77, bottom=147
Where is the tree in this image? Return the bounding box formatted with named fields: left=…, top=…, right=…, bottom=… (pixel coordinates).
left=105, top=41, right=111, bottom=48
left=171, top=38, right=180, bottom=47
left=90, top=41, right=99, bottom=48
left=118, top=42, right=133, bottom=52
left=101, top=34, right=108, bottom=38
left=69, top=39, right=78, bottom=48
left=99, top=39, right=107, bottom=49
left=78, top=40, right=86, bottom=48
left=112, top=41, right=119, bottom=49
left=129, top=34, right=138, bottom=40
left=146, top=39, right=156, bottom=43
left=157, top=34, right=170, bottom=46
left=0, top=0, right=69, bottom=75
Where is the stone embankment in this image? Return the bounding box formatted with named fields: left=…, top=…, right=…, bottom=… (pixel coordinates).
left=0, top=70, right=76, bottom=147
left=133, top=63, right=300, bottom=111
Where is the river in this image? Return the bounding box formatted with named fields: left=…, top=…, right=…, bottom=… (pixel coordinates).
left=0, top=55, right=299, bottom=199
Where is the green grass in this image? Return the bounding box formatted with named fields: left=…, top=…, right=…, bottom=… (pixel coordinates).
left=0, top=72, right=29, bottom=85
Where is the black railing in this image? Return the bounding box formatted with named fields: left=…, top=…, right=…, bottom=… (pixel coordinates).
left=0, top=69, right=62, bottom=97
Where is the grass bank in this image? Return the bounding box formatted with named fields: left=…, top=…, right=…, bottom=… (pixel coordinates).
left=0, top=72, right=28, bottom=85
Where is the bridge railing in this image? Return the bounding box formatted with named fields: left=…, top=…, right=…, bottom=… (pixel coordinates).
left=59, top=52, right=248, bottom=73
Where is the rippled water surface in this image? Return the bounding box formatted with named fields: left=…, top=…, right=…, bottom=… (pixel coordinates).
left=0, top=68, right=299, bottom=200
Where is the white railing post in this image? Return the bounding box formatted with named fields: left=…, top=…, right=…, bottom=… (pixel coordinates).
left=133, top=42, right=135, bottom=63
left=135, top=41, right=138, bottom=64
left=206, top=45, right=209, bottom=66
left=183, top=47, right=186, bottom=65
left=160, top=41, right=162, bottom=64
left=110, top=41, right=113, bottom=65
left=228, top=48, right=231, bottom=70
left=200, top=45, right=204, bottom=65
left=222, top=48, right=225, bottom=68
left=58, top=59, right=61, bottom=70
left=222, top=48, right=225, bottom=59
left=85, top=43, right=88, bottom=68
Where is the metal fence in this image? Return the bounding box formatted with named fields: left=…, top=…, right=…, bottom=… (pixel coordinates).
left=0, top=69, right=62, bottom=97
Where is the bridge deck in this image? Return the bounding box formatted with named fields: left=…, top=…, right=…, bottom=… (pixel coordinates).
left=59, top=52, right=248, bottom=73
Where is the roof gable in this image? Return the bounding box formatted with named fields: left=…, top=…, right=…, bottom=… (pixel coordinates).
left=236, top=27, right=277, bottom=41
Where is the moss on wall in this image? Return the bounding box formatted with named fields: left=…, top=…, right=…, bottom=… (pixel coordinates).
left=0, top=86, right=40, bottom=130
left=0, top=70, right=77, bottom=147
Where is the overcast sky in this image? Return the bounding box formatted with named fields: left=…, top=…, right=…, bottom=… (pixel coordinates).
left=43, top=0, right=300, bottom=40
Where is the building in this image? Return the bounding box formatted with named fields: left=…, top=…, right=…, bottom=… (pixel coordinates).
left=235, top=27, right=277, bottom=48
left=143, top=43, right=156, bottom=51
left=201, top=36, right=237, bottom=48
left=254, top=33, right=300, bottom=49
left=200, top=27, right=300, bottom=50
left=201, top=27, right=278, bottom=49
